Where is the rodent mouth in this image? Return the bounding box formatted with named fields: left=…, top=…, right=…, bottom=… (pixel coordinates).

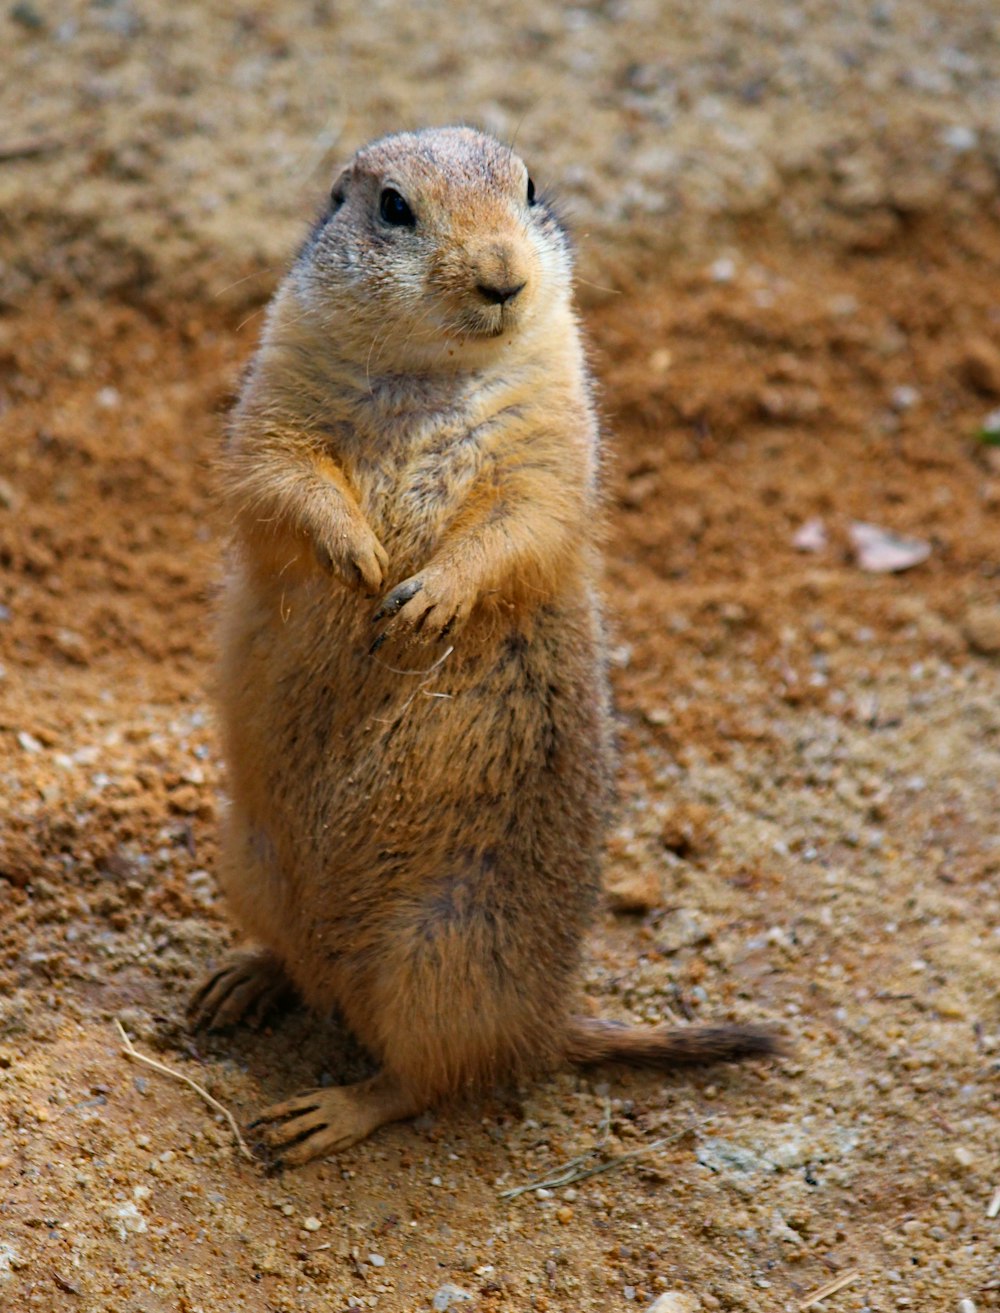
left=453, top=306, right=517, bottom=341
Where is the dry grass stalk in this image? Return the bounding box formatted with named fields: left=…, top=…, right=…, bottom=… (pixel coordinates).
left=0, top=137, right=64, bottom=162
left=499, top=1123, right=693, bottom=1200
left=114, top=1018, right=255, bottom=1163
left=797, top=1269, right=862, bottom=1309
left=372, top=644, right=455, bottom=725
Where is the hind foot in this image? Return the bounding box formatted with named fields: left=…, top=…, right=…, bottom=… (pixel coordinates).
left=249, top=1071, right=422, bottom=1169
left=188, top=949, right=296, bottom=1031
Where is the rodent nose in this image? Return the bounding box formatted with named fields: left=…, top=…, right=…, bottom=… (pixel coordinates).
left=476, top=280, right=526, bottom=306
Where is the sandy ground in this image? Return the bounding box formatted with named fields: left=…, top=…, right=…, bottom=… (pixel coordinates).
left=3, top=0, right=1000, bottom=302
left=2, top=3, right=1000, bottom=1312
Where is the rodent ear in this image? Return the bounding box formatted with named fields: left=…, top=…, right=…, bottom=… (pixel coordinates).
left=330, top=166, right=352, bottom=212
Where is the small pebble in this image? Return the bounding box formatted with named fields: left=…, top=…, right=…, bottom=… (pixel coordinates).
left=940, top=125, right=977, bottom=152
left=431, top=1284, right=474, bottom=1311
left=556, top=1206, right=573, bottom=1224
left=890, top=384, right=920, bottom=411
left=302, top=1216, right=322, bottom=1231
left=10, top=2, right=45, bottom=31
left=708, top=256, right=736, bottom=283
left=793, top=517, right=828, bottom=553
left=605, top=867, right=663, bottom=915
left=649, top=1293, right=702, bottom=1313
left=0, top=1242, right=25, bottom=1276
left=849, top=521, right=930, bottom=573
left=828, top=293, right=859, bottom=317
left=109, top=1201, right=147, bottom=1239
left=962, top=604, right=1000, bottom=657
left=935, top=994, right=967, bottom=1020
left=368, top=1252, right=385, bottom=1266
left=960, top=338, right=1000, bottom=396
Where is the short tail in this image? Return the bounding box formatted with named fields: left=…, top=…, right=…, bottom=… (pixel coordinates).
left=564, top=1016, right=783, bottom=1069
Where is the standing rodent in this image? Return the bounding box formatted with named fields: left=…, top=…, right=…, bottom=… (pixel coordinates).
left=189, top=126, right=778, bottom=1167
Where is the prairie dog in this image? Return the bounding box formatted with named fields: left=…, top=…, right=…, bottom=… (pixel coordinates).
left=189, top=126, right=777, bottom=1167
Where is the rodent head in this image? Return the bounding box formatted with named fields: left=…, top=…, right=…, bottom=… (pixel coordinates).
left=289, top=127, right=574, bottom=374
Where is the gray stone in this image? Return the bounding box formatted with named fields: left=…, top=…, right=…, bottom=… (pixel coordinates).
left=431, top=1284, right=475, bottom=1312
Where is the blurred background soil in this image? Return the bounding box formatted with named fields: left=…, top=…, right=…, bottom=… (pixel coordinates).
left=1, top=3, right=999, bottom=1311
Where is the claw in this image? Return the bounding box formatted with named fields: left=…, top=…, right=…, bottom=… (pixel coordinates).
left=188, top=951, right=295, bottom=1032
left=247, top=1099, right=321, bottom=1131
left=373, top=577, right=423, bottom=623
left=187, top=965, right=231, bottom=1023
left=188, top=964, right=245, bottom=1031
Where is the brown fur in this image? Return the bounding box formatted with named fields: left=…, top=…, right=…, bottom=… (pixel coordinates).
left=189, top=127, right=779, bottom=1167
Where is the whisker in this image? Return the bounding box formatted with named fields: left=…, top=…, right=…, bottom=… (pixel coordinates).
left=213, top=267, right=282, bottom=299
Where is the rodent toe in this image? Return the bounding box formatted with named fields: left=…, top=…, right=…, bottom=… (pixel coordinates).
left=352, top=540, right=387, bottom=594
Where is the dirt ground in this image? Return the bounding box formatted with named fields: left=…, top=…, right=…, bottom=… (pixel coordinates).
left=2, top=6, right=1000, bottom=1313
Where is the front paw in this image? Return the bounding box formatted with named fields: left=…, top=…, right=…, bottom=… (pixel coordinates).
left=314, top=521, right=388, bottom=596
left=370, top=569, right=472, bottom=651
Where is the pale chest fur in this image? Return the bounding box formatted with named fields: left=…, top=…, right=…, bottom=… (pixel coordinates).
left=319, top=366, right=565, bottom=577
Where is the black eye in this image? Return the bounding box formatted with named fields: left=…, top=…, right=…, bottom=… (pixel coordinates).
left=379, top=188, right=415, bottom=227
left=527, top=176, right=536, bottom=206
